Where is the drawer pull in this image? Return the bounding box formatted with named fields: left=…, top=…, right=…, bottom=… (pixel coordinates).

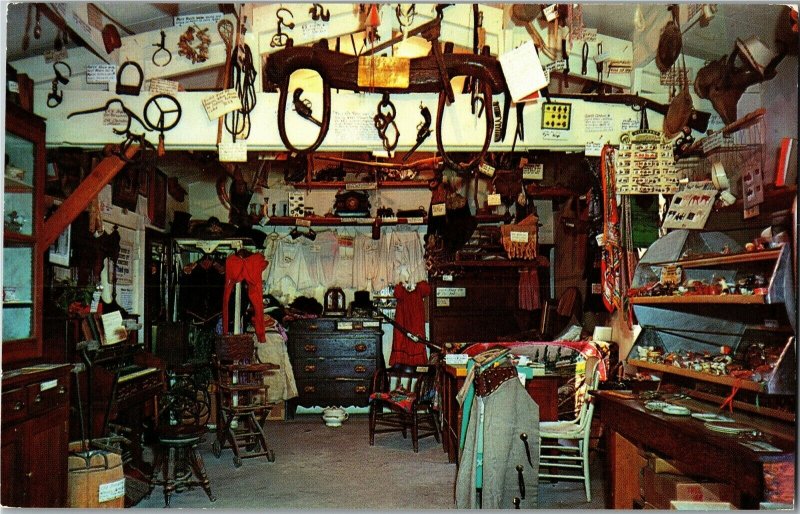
left=354, top=365, right=367, bottom=373
left=304, top=344, right=318, bottom=353
left=308, top=324, right=318, bottom=331
left=34, top=394, right=42, bottom=404
left=354, top=385, right=368, bottom=394
left=58, top=386, right=67, bottom=394
left=304, top=385, right=317, bottom=394
left=14, top=401, right=25, bottom=411
left=304, top=364, right=317, bottom=373
left=354, top=344, right=367, bottom=353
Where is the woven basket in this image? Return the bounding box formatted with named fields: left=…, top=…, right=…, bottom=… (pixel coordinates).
left=215, top=334, right=255, bottom=362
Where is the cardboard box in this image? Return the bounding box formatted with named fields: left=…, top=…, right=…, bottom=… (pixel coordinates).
left=643, top=452, right=683, bottom=474
left=641, top=467, right=737, bottom=510
left=670, top=501, right=735, bottom=510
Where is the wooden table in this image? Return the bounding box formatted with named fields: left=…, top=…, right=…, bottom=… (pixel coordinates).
left=439, top=364, right=560, bottom=464
left=594, top=391, right=795, bottom=509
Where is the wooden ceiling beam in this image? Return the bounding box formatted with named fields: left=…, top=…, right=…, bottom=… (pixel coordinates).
left=41, top=144, right=139, bottom=248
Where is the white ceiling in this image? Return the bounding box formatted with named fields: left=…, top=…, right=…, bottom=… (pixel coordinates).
left=3, top=3, right=788, bottom=64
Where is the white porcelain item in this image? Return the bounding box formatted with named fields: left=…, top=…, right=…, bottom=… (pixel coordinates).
left=322, top=407, right=348, bottom=426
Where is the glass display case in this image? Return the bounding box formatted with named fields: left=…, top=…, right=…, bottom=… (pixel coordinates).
left=3, top=103, right=45, bottom=364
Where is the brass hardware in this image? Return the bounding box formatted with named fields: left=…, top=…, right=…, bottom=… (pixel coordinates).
left=354, top=344, right=367, bottom=352
left=26, top=472, right=33, bottom=478
left=354, top=365, right=367, bottom=373
left=14, top=401, right=24, bottom=411
left=304, top=385, right=316, bottom=393
left=308, top=324, right=318, bottom=331
left=304, top=364, right=317, bottom=373
left=34, top=394, right=42, bottom=404
left=354, top=385, right=367, bottom=393
left=304, top=344, right=318, bottom=353
left=58, top=386, right=66, bottom=394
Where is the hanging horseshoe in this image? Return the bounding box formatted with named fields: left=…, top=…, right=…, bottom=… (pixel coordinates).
left=144, top=94, right=182, bottom=156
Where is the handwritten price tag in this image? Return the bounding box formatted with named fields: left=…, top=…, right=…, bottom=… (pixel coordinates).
left=218, top=141, right=248, bottom=162
left=510, top=231, right=529, bottom=243
left=87, top=64, right=117, bottom=84
left=103, top=108, right=129, bottom=126
left=523, top=163, right=544, bottom=180
left=202, top=89, right=242, bottom=120
left=487, top=193, right=502, bottom=206
left=431, top=203, right=446, bottom=217
left=149, top=78, right=180, bottom=94
left=478, top=162, right=496, bottom=177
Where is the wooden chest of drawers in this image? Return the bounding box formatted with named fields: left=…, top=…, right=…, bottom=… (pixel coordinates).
left=286, top=317, right=383, bottom=418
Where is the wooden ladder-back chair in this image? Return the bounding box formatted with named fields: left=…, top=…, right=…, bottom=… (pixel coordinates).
left=368, top=365, right=441, bottom=452
left=538, top=356, right=600, bottom=502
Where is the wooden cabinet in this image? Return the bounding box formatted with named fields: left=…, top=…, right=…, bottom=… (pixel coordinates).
left=1, top=364, right=71, bottom=507
left=285, top=317, right=383, bottom=418
left=3, top=103, right=46, bottom=365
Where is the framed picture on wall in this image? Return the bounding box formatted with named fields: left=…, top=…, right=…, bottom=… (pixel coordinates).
left=112, top=167, right=140, bottom=211
left=149, top=168, right=167, bottom=228
left=48, top=225, right=71, bottom=266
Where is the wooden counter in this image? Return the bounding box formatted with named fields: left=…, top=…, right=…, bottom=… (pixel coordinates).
left=594, top=390, right=795, bottom=509
left=439, top=364, right=560, bottom=464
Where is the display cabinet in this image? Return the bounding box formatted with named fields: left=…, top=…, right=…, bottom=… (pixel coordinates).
left=628, top=229, right=796, bottom=398
left=3, top=103, right=45, bottom=365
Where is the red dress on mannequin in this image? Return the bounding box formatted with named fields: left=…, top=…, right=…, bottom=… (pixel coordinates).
left=389, top=281, right=431, bottom=366
left=222, top=251, right=268, bottom=342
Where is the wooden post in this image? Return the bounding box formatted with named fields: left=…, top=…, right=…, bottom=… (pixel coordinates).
left=41, top=145, right=139, bottom=248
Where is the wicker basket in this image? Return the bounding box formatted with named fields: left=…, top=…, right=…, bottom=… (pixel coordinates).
left=215, top=334, right=255, bottom=362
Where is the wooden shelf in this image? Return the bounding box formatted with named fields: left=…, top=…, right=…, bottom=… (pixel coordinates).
left=265, top=215, right=427, bottom=227
left=629, top=359, right=765, bottom=393
left=630, top=294, right=766, bottom=305
left=4, top=175, right=33, bottom=192
left=3, top=232, right=35, bottom=244
left=524, top=185, right=575, bottom=198
left=652, top=248, right=784, bottom=269
left=714, top=184, right=797, bottom=214
left=3, top=301, right=33, bottom=306
left=302, top=180, right=430, bottom=189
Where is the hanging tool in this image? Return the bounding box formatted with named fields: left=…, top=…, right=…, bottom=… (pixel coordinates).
left=596, top=42, right=604, bottom=92
left=143, top=94, right=182, bottom=156
left=151, top=30, right=172, bottom=67
left=115, top=61, right=144, bottom=96
left=216, top=18, right=235, bottom=145
left=581, top=41, right=589, bottom=75
left=373, top=92, right=399, bottom=155
left=395, top=3, right=416, bottom=38
left=402, top=103, right=432, bottom=161
left=309, top=3, right=330, bottom=22
left=293, top=88, right=322, bottom=127
left=47, top=61, right=71, bottom=108
left=271, top=7, right=294, bottom=48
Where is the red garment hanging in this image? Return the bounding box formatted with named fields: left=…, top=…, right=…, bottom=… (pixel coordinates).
left=222, top=252, right=268, bottom=342
left=389, top=281, right=431, bottom=366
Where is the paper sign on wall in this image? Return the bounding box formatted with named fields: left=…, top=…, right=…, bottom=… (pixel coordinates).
left=87, top=64, right=117, bottom=84
left=523, top=163, right=544, bottom=180
left=585, top=142, right=603, bottom=157
left=149, top=78, right=180, bottom=94
left=202, top=89, right=242, bottom=120
left=103, top=108, right=129, bottom=126
left=174, top=13, right=223, bottom=26
left=487, top=193, right=502, bottom=206
left=431, top=203, right=446, bottom=217
left=218, top=141, right=248, bottom=162
left=498, top=41, right=548, bottom=103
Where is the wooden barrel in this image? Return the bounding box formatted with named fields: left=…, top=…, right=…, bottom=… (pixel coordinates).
left=67, top=442, right=125, bottom=508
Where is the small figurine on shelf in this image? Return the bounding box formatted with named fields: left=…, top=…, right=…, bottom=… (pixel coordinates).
left=4, top=210, right=24, bottom=233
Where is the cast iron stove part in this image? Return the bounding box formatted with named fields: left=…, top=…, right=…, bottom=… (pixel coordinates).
left=402, top=103, right=432, bottom=161
left=293, top=88, right=323, bottom=127
left=516, top=464, right=525, bottom=499
left=151, top=30, right=172, bottom=67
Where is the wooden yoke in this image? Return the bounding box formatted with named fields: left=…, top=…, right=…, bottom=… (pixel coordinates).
left=266, top=6, right=507, bottom=159
left=42, top=144, right=140, bottom=248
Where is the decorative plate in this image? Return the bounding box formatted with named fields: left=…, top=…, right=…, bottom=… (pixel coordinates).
left=704, top=422, right=757, bottom=434
left=644, top=400, right=671, bottom=411
left=662, top=405, right=691, bottom=416
left=691, top=412, right=734, bottom=422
